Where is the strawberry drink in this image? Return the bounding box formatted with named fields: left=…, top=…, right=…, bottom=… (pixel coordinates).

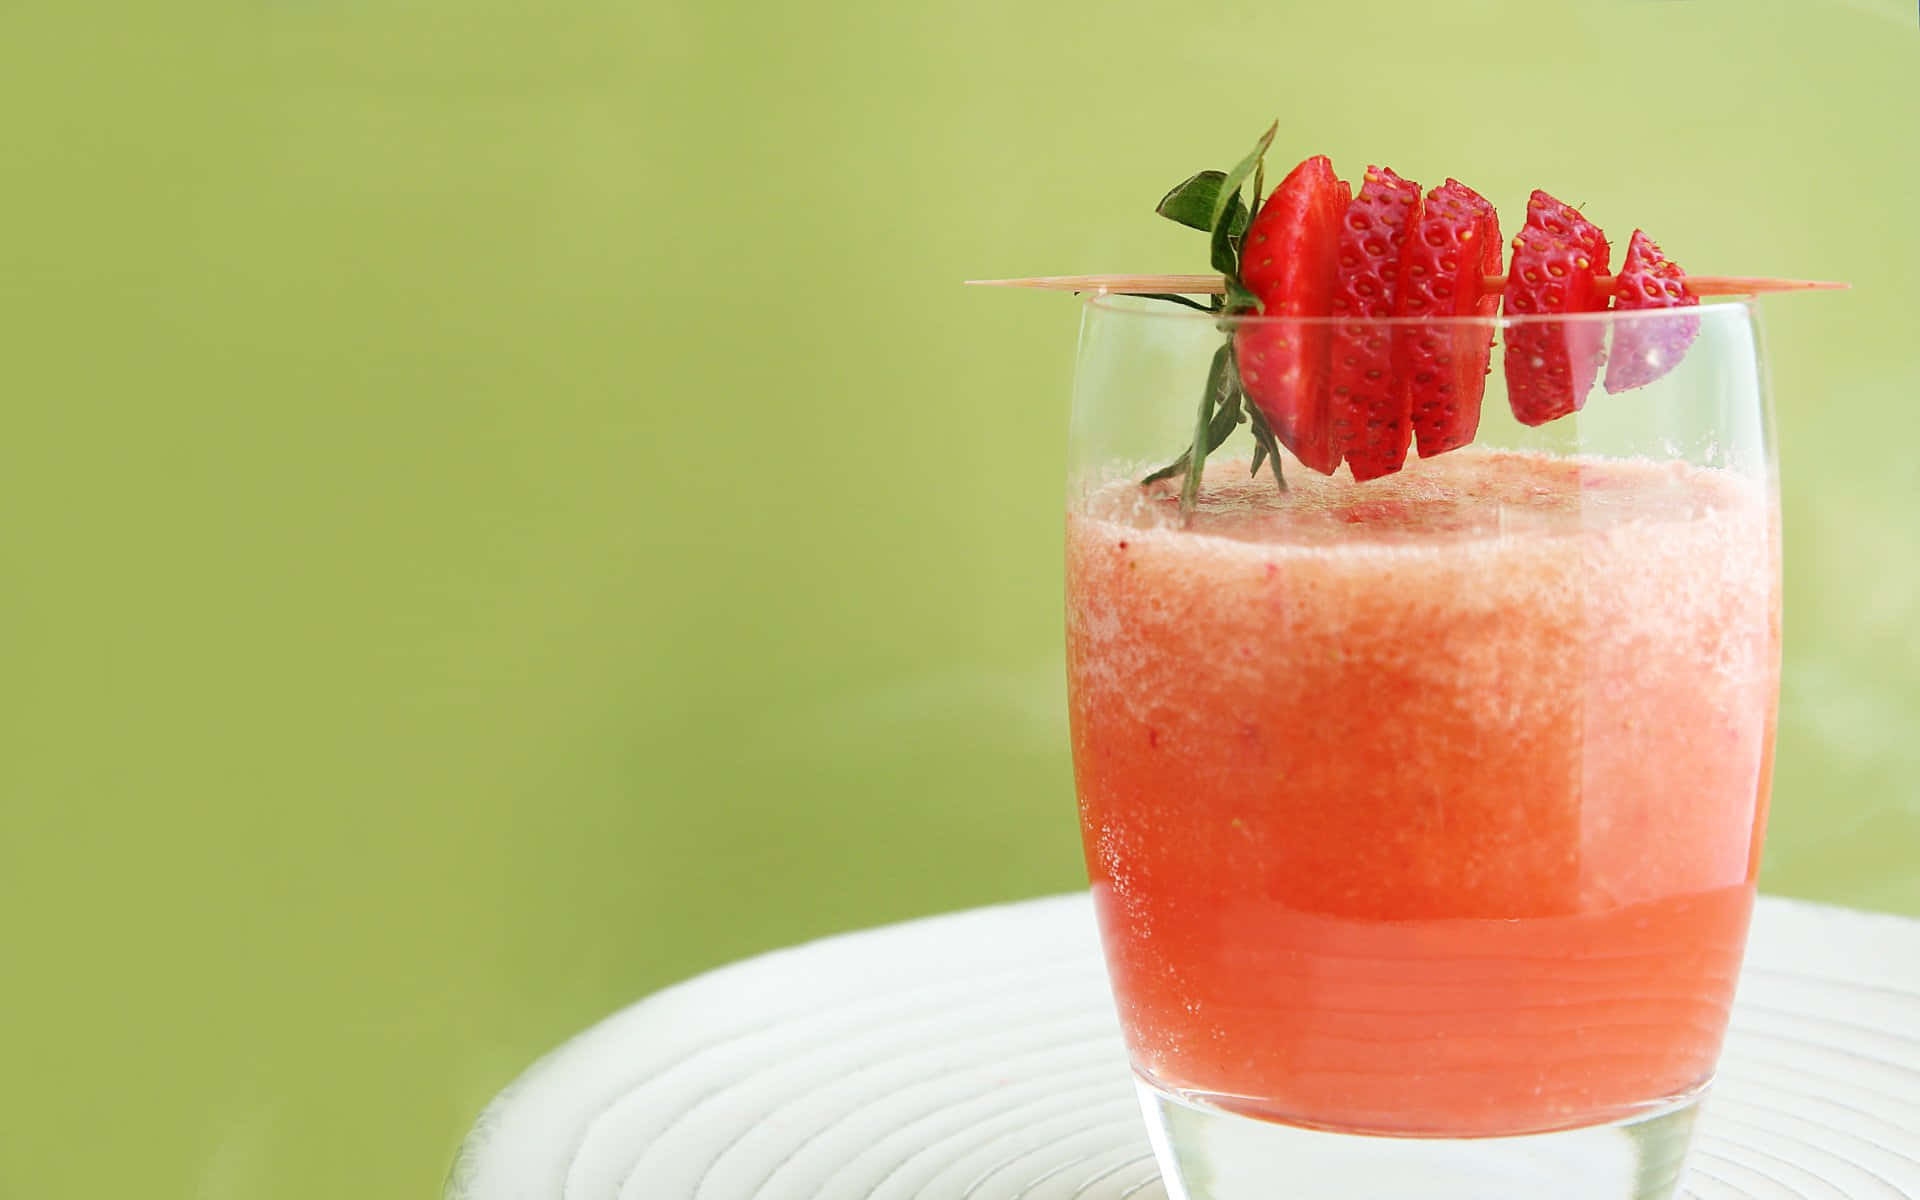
left=1033, top=124, right=1807, bottom=1199
left=1068, top=450, right=1779, bottom=1137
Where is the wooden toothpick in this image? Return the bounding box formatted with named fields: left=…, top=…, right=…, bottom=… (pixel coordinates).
left=965, top=272, right=1848, bottom=299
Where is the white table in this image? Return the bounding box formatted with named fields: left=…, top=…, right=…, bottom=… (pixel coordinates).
left=446, top=895, right=1920, bottom=1199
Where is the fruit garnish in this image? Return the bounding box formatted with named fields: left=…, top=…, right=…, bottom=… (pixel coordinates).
left=1136, top=120, right=1305, bottom=514
left=1603, top=229, right=1701, bottom=393
left=1139, top=122, right=1286, bottom=518
left=1328, top=166, right=1422, bottom=481
left=1399, top=180, right=1502, bottom=459
left=1502, top=190, right=1612, bottom=426
left=970, top=124, right=1845, bottom=493
left=1236, top=155, right=1352, bottom=477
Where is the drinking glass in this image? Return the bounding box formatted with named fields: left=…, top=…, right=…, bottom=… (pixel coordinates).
left=1064, top=296, right=1779, bottom=1200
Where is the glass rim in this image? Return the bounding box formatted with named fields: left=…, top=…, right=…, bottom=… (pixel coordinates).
left=1084, top=291, right=1751, bottom=329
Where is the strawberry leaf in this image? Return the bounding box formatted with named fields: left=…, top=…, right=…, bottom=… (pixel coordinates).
left=1209, top=192, right=1251, bottom=276
left=1139, top=121, right=1282, bottom=508
left=1223, top=276, right=1264, bottom=315
left=1209, top=120, right=1277, bottom=232
left=1247, top=403, right=1288, bottom=493
left=1136, top=341, right=1244, bottom=495
left=1137, top=292, right=1217, bottom=313
left=1178, top=341, right=1238, bottom=521
left=1140, top=455, right=1186, bottom=488
left=1157, top=171, right=1231, bottom=232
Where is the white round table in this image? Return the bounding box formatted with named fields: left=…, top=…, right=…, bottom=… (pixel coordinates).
left=446, top=895, right=1920, bottom=1199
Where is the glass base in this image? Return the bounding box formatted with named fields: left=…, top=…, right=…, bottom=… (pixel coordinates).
left=1136, top=1076, right=1706, bottom=1200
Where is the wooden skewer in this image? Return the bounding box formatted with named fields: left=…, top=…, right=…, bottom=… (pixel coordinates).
left=966, top=272, right=1848, bottom=298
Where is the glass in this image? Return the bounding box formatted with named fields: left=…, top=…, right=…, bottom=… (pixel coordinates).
left=1063, top=296, right=1780, bottom=1200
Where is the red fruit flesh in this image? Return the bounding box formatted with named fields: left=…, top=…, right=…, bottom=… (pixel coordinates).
left=1603, top=229, right=1699, bottom=394
left=1329, top=165, right=1423, bottom=481
left=1503, top=190, right=1612, bottom=426
left=1397, top=179, right=1502, bottom=458
left=1236, top=155, right=1351, bottom=476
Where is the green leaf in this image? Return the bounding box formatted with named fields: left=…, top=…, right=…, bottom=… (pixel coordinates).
left=1140, top=452, right=1187, bottom=488
left=1144, top=387, right=1236, bottom=481
left=1208, top=192, right=1250, bottom=276
left=1143, top=340, right=1241, bottom=491
left=1202, top=121, right=1277, bottom=282
left=1137, top=292, right=1216, bottom=313
left=1199, top=365, right=1245, bottom=452
left=1156, top=170, right=1230, bottom=232
left=1209, top=384, right=1244, bottom=455
left=1143, top=123, right=1283, bottom=504
left=1178, top=341, right=1250, bottom=521
left=1246, top=402, right=1288, bottom=493
left=1178, top=347, right=1226, bottom=521
left=1208, top=120, right=1277, bottom=233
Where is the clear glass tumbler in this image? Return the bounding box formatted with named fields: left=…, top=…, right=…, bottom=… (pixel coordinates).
left=1064, top=295, right=1780, bottom=1200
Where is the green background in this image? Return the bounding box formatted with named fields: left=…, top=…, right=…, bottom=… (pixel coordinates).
left=4, top=1, right=1915, bottom=1196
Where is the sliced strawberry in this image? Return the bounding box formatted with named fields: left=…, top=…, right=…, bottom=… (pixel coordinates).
left=1328, top=165, right=1422, bottom=481
left=1235, top=155, right=1351, bottom=476
left=1603, top=229, right=1699, bottom=393
left=1397, top=179, right=1502, bottom=458
left=1503, top=190, right=1612, bottom=426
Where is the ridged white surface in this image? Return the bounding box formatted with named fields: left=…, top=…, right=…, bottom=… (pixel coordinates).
left=447, top=896, right=1920, bottom=1200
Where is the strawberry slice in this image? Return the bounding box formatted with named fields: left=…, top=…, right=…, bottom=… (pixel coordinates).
left=1235, top=155, right=1351, bottom=476
left=1397, top=179, right=1502, bottom=458
left=1603, top=229, right=1700, bottom=393
left=1503, top=190, right=1612, bottom=426
left=1328, top=165, right=1422, bottom=481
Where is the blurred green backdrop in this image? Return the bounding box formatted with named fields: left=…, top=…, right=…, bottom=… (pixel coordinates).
left=3, top=1, right=1915, bottom=1196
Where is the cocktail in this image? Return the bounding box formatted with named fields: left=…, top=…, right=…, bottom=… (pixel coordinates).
left=987, top=127, right=1827, bottom=1199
